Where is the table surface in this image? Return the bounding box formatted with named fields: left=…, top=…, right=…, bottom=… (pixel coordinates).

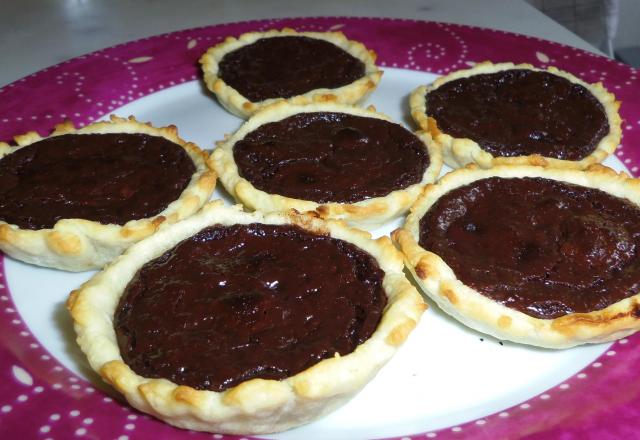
left=0, top=0, right=599, bottom=88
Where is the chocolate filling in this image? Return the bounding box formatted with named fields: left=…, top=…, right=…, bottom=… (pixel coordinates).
left=218, top=36, right=366, bottom=102
left=115, top=223, right=387, bottom=392
left=234, top=112, right=429, bottom=203
left=0, top=133, right=195, bottom=230
left=419, top=177, right=640, bottom=319
left=426, top=69, right=609, bottom=160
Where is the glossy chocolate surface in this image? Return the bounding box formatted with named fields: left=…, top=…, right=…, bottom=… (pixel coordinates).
left=0, top=133, right=195, bottom=230
left=115, top=223, right=386, bottom=392
left=419, top=177, right=640, bottom=319
left=426, top=69, right=609, bottom=160
left=234, top=112, right=429, bottom=203
left=218, top=36, right=366, bottom=102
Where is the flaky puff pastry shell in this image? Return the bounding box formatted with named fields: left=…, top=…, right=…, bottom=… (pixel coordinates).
left=67, top=201, right=425, bottom=435
left=410, top=62, right=622, bottom=169
left=200, top=28, right=382, bottom=119
left=393, top=164, right=640, bottom=349
left=211, top=101, right=442, bottom=227
left=0, top=116, right=216, bottom=271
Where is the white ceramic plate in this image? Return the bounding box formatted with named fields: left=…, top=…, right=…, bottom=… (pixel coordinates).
left=6, top=67, right=619, bottom=439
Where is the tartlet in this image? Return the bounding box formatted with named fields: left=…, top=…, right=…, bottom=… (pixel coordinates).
left=211, top=101, right=442, bottom=226
left=0, top=116, right=216, bottom=271
left=68, top=202, right=425, bottom=434
left=394, top=164, right=640, bottom=348
left=410, top=62, right=622, bottom=169
left=200, top=28, right=382, bottom=118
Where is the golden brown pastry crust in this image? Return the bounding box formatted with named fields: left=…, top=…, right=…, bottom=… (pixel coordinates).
left=0, top=116, right=216, bottom=271
left=393, top=164, right=640, bottom=349
left=67, top=201, right=425, bottom=434
left=200, top=28, right=383, bottom=118
left=410, top=62, right=622, bottom=169
left=211, top=101, right=443, bottom=227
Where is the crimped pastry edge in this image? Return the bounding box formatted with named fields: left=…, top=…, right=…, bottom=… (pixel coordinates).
left=200, top=28, right=383, bottom=119
left=393, top=163, right=640, bottom=349
left=0, top=115, right=216, bottom=271
left=409, top=61, right=622, bottom=170
left=210, top=101, right=443, bottom=227
left=67, top=201, right=426, bottom=434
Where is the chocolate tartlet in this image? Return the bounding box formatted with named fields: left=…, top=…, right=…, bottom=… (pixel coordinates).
left=410, top=62, right=621, bottom=169
left=115, top=223, right=387, bottom=392
left=69, top=202, right=425, bottom=434
left=200, top=29, right=382, bottom=118
left=394, top=164, right=640, bottom=348
left=212, top=102, right=442, bottom=226
left=0, top=116, right=216, bottom=271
